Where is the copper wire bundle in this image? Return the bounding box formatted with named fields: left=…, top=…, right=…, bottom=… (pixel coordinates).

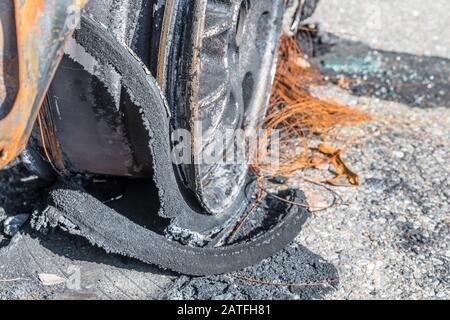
left=252, top=36, right=372, bottom=181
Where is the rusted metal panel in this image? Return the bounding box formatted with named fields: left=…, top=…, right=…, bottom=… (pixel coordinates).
left=0, top=0, right=19, bottom=120
left=0, top=0, right=88, bottom=168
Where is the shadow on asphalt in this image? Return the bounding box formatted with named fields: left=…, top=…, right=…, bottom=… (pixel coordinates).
left=28, top=227, right=173, bottom=276
left=301, top=29, right=450, bottom=109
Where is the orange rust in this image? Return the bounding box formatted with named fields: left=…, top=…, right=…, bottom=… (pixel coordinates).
left=0, top=0, right=89, bottom=168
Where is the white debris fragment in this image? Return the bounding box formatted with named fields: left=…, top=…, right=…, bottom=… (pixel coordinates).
left=3, top=214, right=30, bottom=237
left=38, top=274, right=67, bottom=286
left=20, top=175, right=39, bottom=183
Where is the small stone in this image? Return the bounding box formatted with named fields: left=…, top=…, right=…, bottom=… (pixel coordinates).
left=393, top=151, right=405, bottom=159
left=3, top=214, right=30, bottom=237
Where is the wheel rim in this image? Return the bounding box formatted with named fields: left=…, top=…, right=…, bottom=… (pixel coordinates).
left=42, top=0, right=285, bottom=219
left=175, top=0, right=285, bottom=215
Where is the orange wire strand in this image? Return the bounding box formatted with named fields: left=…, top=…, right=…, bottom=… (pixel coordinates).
left=251, top=36, right=372, bottom=180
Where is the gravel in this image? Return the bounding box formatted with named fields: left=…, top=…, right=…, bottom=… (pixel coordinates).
left=296, top=86, right=450, bottom=299
left=299, top=1, right=450, bottom=299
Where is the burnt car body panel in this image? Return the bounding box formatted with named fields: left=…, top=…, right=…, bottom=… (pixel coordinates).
left=0, top=0, right=88, bottom=168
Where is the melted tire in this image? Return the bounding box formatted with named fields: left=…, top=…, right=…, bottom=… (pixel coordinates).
left=44, top=16, right=310, bottom=276
left=49, top=183, right=309, bottom=276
